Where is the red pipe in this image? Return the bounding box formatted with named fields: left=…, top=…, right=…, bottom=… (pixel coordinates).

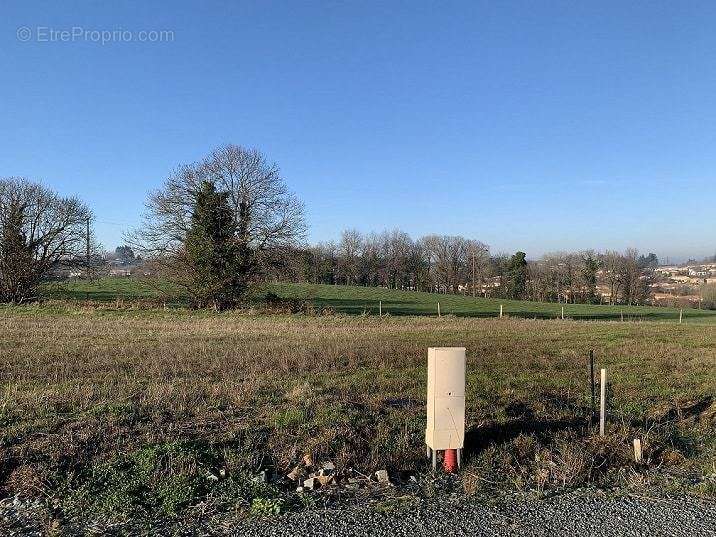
left=443, top=449, right=457, bottom=473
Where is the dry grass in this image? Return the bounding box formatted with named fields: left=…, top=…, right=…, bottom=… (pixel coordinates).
left=0, top=306, right=714, bottom=520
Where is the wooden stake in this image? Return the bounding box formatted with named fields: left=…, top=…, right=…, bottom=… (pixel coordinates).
left=561, top=306, right=565, bottom=320
left=499, top=304, right=503, bottom=318
left=633, top=438, right=643, bottom=463
left=589, top=350, right=596, bottom=423
left=620, top=311, right=624, bottom=322
left=379, top=301, right=382, bottom=317
left=599, top=368, right=607, bottom=436
left=679, top=309, right=683, bottom=324
left=437, top=302, right=441, bottom=317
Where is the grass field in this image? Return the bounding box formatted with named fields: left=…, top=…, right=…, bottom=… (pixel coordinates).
left=1, top=278, right=713, bottom=525
left=44, top=277, right=716, bottom=323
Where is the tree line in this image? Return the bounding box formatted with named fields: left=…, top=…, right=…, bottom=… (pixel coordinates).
left=266, top=235, right=658, bottom=305
left=0, top=143, right=679, bottom=308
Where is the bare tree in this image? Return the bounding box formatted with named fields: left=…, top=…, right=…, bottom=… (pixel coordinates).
left=359, top=232, right=382, bottom=287
left=620, top=247, right=646, bottom=305
left=129, top=145, right=306, bottom=297
left=0, top=177, right=94, bottom=303
left=337, top=229, right=363, bottom=285
left=601, top=250, right=623, bottom=305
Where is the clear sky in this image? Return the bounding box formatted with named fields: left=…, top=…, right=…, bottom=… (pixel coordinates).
left=1, top=1, right=715, bottom=262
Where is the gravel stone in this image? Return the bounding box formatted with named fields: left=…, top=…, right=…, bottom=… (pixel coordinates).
left=224, top=490, right=716, bottom=537
left=2, top=489, right=715, bottom=536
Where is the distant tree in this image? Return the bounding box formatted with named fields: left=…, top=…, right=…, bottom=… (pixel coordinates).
left=600, top=250, right=623, bottom=305
left=0, top=178, right=94, bottom=303
left=115, top=245, right=135, bottom=264
left=130, top=144, right=306, bottom=304
left=701, top=283, right=716, bottom=310
left=359, top=232, right=382, bottom=287
left=581, top=251, right=600, bottom=303
left=638, top=252, right=659, bottom=269
left=383, top=230, right=415, bottom=290
left=337, top=229, right=362, bottom=285
left=504, top=251, right=528, bottom=300
left=620, top=248, right=645, bottom=305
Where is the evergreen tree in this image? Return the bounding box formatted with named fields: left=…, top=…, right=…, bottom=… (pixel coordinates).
left=184, top=181, right=243, bottom=309
left=581, top=253, right=600, bottom=303
left=0, top=202, right=34, bottom=303
left=505, top=251, right=528, bottom=300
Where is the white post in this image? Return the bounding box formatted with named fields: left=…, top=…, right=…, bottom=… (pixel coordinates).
left=600, top=368, right=607, bottom=436
left=437, top=302, right=441, bottom=317
left=561, top=306, right=565, bottom=320
left=379, top=301, right=382, bottom=317
left=679, top=309, right=683, bottom=324
left=499, top=304, right=503, bottom=318
left=633, top=438, right=643, bottom=463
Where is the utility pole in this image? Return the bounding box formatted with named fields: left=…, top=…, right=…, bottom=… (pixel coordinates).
left=85, top=217, right=91, bottom=280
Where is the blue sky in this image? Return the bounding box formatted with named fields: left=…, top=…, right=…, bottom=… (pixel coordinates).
left=1, top=1, right=714, bottom=261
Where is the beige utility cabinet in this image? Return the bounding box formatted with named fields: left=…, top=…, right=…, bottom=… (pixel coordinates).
left=425, top=347, right=466, bottom=451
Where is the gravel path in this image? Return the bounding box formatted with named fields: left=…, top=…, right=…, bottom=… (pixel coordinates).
left=2, top=490, right=715, bottom=535
left=226, top=490, right=716, bottom=537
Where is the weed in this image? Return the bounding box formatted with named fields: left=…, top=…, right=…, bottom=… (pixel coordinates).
left=250, top=497, right=284, bottom=517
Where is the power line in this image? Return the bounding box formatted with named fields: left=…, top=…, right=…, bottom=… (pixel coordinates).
left=96, top=220, right=134, bottom=226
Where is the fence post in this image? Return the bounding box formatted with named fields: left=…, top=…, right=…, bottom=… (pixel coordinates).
left=499, top=304, right=503, bottom=318
left=561, top=306, right=565, bottom=320
left=679, top=309, right=683, bottom=324
left=379, top=300, right=382, bottom=317
left=437, top=302, right=441, bottom=317
left=589, top=350, right=595, bottom=423
left=600, top=368, right=607, bottom=436
left=633, top=438, right=643, bottom=463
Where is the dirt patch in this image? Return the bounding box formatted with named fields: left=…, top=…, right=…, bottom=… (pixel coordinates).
left=648, top=397, right=714, bottom=425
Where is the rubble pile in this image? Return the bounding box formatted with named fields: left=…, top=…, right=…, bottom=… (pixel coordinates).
left=284, top=454, right=393, bottom=493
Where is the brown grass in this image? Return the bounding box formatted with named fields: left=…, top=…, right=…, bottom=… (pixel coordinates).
left=0, top=308, right=714, bottom=518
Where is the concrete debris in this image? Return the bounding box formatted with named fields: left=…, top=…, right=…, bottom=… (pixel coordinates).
left=289, top=457, right=393, bottom=493
left=287, top=466, right=304, bottom=482
left=375, top=470, right=390, bottom=484
left=302, top=453, right=314, bottom=467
